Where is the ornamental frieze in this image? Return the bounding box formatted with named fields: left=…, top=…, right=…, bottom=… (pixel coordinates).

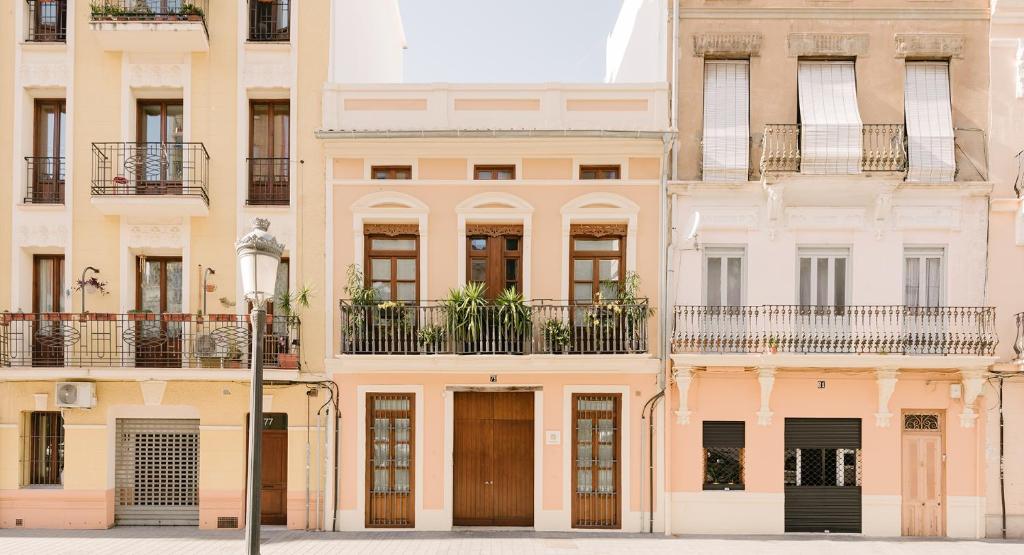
left=570, top=224, right=628, bottom=237
left=894, top=34, right=965, bottom=59
left=787, top=33, right=869, bottom=58
left=692, top=33, right=762, bottom=57
left=364, top=223, right=420, bottom=236
left=465, top=224, right=524, bottom=237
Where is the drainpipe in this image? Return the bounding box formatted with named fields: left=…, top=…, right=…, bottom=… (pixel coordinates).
left=1000, top=376, right=1007, bottom=539
left=670, top=0, right=680, bottom=184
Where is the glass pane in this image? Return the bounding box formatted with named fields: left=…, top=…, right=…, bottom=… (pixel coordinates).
left=166, top=262, right=183, bottom=313
left=574, top=283, right=593, bottom=302
left=36, top=105, right=58, bottom=158
left=798, top=258, right=811, bottom=306
left=140, top=104, right=162, bottom=143
left=394, top=469, right=410, bottom=492
left=599, top=259, right=620, bottom=281
left=394, top=418, right=410, bottom=442
left=577, top=418, right=592, bottom=440
left=371, top=282, right=391, bottom=301
left=726, top=257, right=742, bottom=306
left=905, top=257, right=920, bottom=307
left=370, top=258, right=390, bottom=280
left=373, top=418, right=389, bottom=441
left=816, top=258, right=828, bottom=307
left=599, top=282, right=618, bottom=301
left=470, top=259, right=487, bottom=282
left=833, top=258, right=846, bottom=307
left=396, top=282, right=416, bottom=302
left=396, top=259, right=416, bottom=281
left=477, top=170, right=492, bottom=180
left=140, top=261, right=162, bottom=313
left=505, top=237, right=519, bottom=251
left=371, top=239, right=416, bottom=251
left=598, top=469, right=614, bottom=492
left=504, top=259, right=518, bottom=282
left=574, top=239, right=620, bottom=252
left=251, top=103, right=269, bottom=158
left=469, top=238, right=487, bottom=251
left=925, top=257, right=941, bottom=307
left=706, top=257, right=722, bottom=306
left=166, top=104, right=184, bottom=144
left=576, top=443, right=592, bottom=467
left=573, top=259, right=593, bottom=281
left=577, top=470, right=592, bottom=493
left=597, top=418, right=614, bottom=444
left=373, top=468, right=390, bottom=492
left=36, top=259, right=56, bottom=313
left=272, top=106, right=289, bottom=158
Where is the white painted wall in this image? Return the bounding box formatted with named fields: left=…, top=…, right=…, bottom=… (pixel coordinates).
left=605, top=0, right=667, bottom=84
left=330, top=0, right=406, bottom=83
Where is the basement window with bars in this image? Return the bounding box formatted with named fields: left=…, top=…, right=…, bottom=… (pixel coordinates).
left=703, top=421, right=744, bottom=490
left=22, top=411, right=64, bottom=486
left=784, top=448, right=862, bottom=487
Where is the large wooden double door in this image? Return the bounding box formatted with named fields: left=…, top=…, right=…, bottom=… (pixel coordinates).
left=453, top=391, right=534, bottom=527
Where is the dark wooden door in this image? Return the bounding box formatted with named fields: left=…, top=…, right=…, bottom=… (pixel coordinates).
left=453, top=391, right=533, bottom=526
left=32, top=255, right=65, bottom=367
left=135, top=256, right=183, bottom=367
left=261, top=427, right=288, bottom=525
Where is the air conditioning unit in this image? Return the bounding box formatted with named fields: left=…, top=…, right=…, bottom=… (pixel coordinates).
left=55, top=382, right=96, bottom=409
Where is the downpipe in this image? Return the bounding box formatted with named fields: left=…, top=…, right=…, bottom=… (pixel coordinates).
left=642, top=390, right=665, bottom=533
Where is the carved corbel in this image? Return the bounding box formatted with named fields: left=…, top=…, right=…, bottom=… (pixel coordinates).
left=674, top=366, right=694, bottom=425
left=757, top=367, right=776, bottom=426
left=874, top=369, right=899, bottom=427
left=959, top=368, right=987, bottom=428
left=764, top=185, right=784, bottom=240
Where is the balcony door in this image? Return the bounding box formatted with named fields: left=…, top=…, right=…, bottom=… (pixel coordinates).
left=32, top=99, right=66, bottom=203
left=569, top=226, right=626, bottom=353
left=466, top=226, right=522, bottom=300
left=32, top=255, right=65, bottom=367
left=137, top=100, right=184, bottom=195
left=702, top=249, right=747, bottom=353
left=904, top=248, right=945, bottom=354
left=249, top=101, right=290, bottom=205
left=797, top=249, right=850, bottom=352
left=135, top=256, right=183, bottom=367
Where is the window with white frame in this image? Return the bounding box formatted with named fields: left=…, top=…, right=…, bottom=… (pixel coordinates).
left=904, top=248, right=944, bottom=307
left=704, top=248, right=744, bottom=306
left=798, top=248, right=849, bottom=307
left=702, top=60, right=750, bottom=182
left=797, top=61, right=863, bottom=174
left=905, top=61, right=955, bottom=183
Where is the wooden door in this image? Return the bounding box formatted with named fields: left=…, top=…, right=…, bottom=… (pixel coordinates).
left=453, top=391, right=534, bottom=526
left=137, top=100, right=184, bottom=194
left=135, top=257, right=183, bottom=367
left=572, top=393, right=621, bottom=529
left=902, top=412, right=944, bottom=536
left=260, top=426, right=288, bottom=525
left=32, top=255, right=65, bottom=367
left=366, top=393, right=415, bottom=528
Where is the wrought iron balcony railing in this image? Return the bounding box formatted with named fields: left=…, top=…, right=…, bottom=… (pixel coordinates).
left=760, top=124, right=908, bottom=173
left=27, top=0, right=68, bottom=42
left=247, top=157, right=290, bottom=205
left=248, top=0, right=290, bottom=42
left=0, top=312, right=299, bottom=369
left=1015, top=312, right=1024, bottom=360
left=339, top=299, right=650, bottom=355
left=24, top=156, right=65, bottom=204
left=672, top=305, right=997, bottom=356
left=91, top=142, right=209, bottom=204
left=89, top=0, right=208, bottom=29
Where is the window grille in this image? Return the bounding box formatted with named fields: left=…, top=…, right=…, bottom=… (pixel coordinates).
left=904, top=413, right=940, bottom=431
left=366, top=393, right=415, bottom=528
left=572, top=393, right=621, bottom=529
left=784, top=448, right=862, bottom=487
left=703, top=420, right=745, bottom=490
left=23, top=411, right=64, bottom=486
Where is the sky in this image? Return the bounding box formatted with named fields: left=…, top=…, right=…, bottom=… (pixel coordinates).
left=397, top=0, right=624, bottom=83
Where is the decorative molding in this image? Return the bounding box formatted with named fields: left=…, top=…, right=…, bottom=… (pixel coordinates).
left=766, top=185, right=784, bottom=240
left=757, top=367, right=775, bottom=426
left=465, top=223, right=524, bottom=237
left=20, top=63, right=69, bottom=88
left=126, top=63, right=186, bottom=89
left=243, top=62, right=292, bottom=89
left=698, top=207, right=760, bottom=231
left=894, top=33, right=965, bottom=59
left=958, top=368, right=986, bottom=428
left=363, top=223, right=420, bottom=236
left=693, top=32, right=762, bottom=57
left=874, top=369, right=898, bottom=427
left=674, top=367, right=694, bottom=425
left=787, top=33, right=869, bottom=58
left=140, top=381, right=166, bottom=407
left=16, top=223, right=69, bottom=248
left=786, top=207, right=865, bottom=230
left=569, top=223, right=628, bottom=237
left=127, top=224, right=185, bottom=249
left=892, top=206, right=961, bottom=230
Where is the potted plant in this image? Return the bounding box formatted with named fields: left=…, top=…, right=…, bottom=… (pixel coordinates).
left=542, top=319, right=572, bottom=354
left=442, top=282, right=487, bottom=354
left=417, top=324, right=446, bottom=354
left=340, top=265, right=379, bottom=353
left=224, top=339, right=244, bottom=368
left=767, top=336, right=779, bottom=354
left=275, top=284, right=311, bottom=369
left=495, top=287, right=530, bottom=354
left=179, top=3, right=204, bottom=21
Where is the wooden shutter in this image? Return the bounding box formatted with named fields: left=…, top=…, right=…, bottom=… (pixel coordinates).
left=905, top=62, right=955, bottom=183
left=798, top=61, right=863, bottom=174
left=702, top=61, right=750, bottom=182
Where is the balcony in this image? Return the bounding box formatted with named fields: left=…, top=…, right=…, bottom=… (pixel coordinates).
left=26, top=0, right=68, bottom=43
left=760, top=124, right=907, bottom=174
left=89, top=0, right=209, bottom=53
left=0, top=312, right=299, bottom=371
left=24, top=156, right=65, bottom=204
left=339, top=300, right=650, bottom=356
left=247, top=157, right=290, bottom=206
left=672, top=305, right=997, bottom=359
left=91, top=142, right=209, bottom=216
left=248, top=0, right=290, bottom=42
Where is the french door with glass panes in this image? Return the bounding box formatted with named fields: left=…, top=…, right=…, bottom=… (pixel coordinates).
left=797, top=249, right=850, bottom=352
left=135, top=257, right=183, bottom=367
left=703, top=248, right=747, bottom=352
left=32, top=255, right=65, bottom=367
left=572, top=393, right=621, bottom=529
left=137, top=100, right=184, bottom=194
left=248, top=100, right=290, bottom=205
left=904, top=248, right=945, bottom=354
left=32, top=99, right=65, bottom=203
left=366, top=393, right=415, bottom=528
left=466, top=228, right=522, bottom=299
left=365, top=231, right=419, bottom=353
left=570, top=229, right=626, bottom=353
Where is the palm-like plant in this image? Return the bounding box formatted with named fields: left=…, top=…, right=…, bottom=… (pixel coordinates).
left=495, top=287, right=530, bottom=351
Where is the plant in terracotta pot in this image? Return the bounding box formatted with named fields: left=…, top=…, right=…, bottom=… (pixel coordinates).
left=495, top=287, right=530, bottom=354
left=274, top=284, right=311, bottom=369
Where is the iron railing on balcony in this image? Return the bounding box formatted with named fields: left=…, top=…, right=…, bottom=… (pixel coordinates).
left=1014, top=312, right=1024, bottom=360
left=760, top=124, right=908, bottom=173
left=89, top=0, right=208, bottom=31
left=248, top=0, right=289, bottom=41
left=91, top=142, right=209, bottom=204
left=339, top=299, right=650, bottom=355
left=24, top=156, right=65, bottom=204
left=1015, top=150, right=1024, bottom=198
left=27, top=0, right=68, bottom=42
left=0, top=312, right=299, bottom=369
left=672, top=305, right=997, bottom=356
left=247, top=157, right=290, bottom=205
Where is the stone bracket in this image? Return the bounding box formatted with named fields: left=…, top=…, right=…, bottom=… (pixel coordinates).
left=757, top=367, right=776, bottom=426
left=874, top=368, right=899, bottom=427
left=674, top=367, right=694, bottom=425
left=959, top=368, right=986, bottom=428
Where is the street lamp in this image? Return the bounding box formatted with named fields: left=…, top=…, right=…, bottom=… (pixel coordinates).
left=236, top=218, right=283, bottom=555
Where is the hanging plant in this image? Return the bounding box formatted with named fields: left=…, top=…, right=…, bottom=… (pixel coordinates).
left=73, top=276, right=110, bottom=296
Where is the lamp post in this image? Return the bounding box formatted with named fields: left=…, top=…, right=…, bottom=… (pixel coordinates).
left=236, top=218, right=283, bottom=555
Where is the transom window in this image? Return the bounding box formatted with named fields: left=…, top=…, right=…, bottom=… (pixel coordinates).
left=467, top=225, right=522, bottom=299
left=371, top=166, right=412, bottom=180
left=579, top=165, right=621, bottom=180
left=473, top=165, right=516, bottom=180
left=570, top=225, right=626, bottom=303
left=365, top=225, right=419, bottom=303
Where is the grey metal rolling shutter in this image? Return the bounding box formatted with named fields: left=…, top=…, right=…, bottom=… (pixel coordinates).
left=702, top=421, right=745, bottom=448
left=115, top=418, right=200, bottom=526
left=784, top=418, right=862, bottom=533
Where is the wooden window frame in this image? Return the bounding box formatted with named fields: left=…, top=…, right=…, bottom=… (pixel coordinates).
left=248, top=99, right=290, bottom=205
left=569, top=227, right=626, bottom=304
left=579, top=165, right=621, bottom=180
left=371, top=165, right=413, bottom=180
left=466, top=226, right=523, bottom=299
left=249, top=100, right=290, bottom=160
left=135, top=256, right=183, bottom=313
left=364, top=230, right=420, bottom=303
left=25, top=411, right=64, bottom=486
left=571, top=393, right=622, bottom=529
left=136, top=99, right=183, bottom=144
left=365, top=392, right=416, bottom=528
left=473, top=165, right=516, bottom=180
left=31, top=99, right=67, bottom=203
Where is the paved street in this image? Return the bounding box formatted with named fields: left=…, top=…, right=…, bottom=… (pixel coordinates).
left=0, top=528, right=1021, bottom=555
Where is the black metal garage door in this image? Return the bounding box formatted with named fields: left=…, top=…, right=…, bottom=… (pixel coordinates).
left=784, top=418, right=862, bottom=533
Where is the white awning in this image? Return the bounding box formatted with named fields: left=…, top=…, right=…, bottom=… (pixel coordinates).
left=798, top=61, right=863, bottom=174
left=905, top=62, right=955, bottom=183
left=702, top=61, right=750, bottom=182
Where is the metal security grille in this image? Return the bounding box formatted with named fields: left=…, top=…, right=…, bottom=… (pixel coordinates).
left=783, top=418, right=862, bottom=533
left=904, top=413, right=940, bottom=431
left=115, top=418, right=199, bottom=526
left=572, top=393, right=621, bottom=529
left=366, top=393, right=415, bottom=528
left=24, top=412, right=64, bottom=485
left=703, top=421, right=744, bottom=490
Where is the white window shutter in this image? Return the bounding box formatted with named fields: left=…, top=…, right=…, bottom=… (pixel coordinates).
left=905, top=62, right=955, bottom=183
left=702, top=61, right=750, bottom=182
left=798, top=61, right=863, bottom=174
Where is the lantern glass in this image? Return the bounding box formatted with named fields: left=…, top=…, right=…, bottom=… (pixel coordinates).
left=238, top=248, right=280, bottom=307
